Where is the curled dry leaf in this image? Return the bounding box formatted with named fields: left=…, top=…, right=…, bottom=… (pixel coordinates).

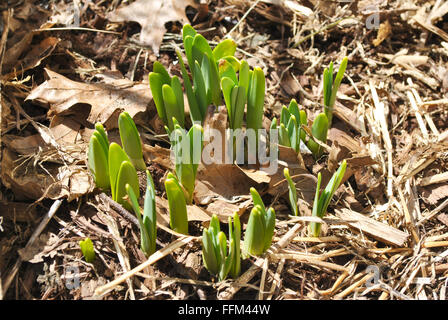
left=18, top=232, right=68, bottom=263
left=205, top=199, right=249, bottom=223
left=194, top=163, right=261, bottom=205
left=420, top=184, right=448, bottom=205
left=106, top=0, right=197, bottom=55
left=1, top=146, right=93, bottom=202
left=373, top=20, right=392, bottom=47
left=26, top=69, right=152, bottom=129
left=5, top=37, right=60, bottom=80
left=143, top=144, right=173, bottom=170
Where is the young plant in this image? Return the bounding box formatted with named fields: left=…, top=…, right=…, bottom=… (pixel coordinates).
left=271, top=99, right=307, bottom=153
left=170, top=123, right=204, bottom=204
left=79, top=238, right=95, bottom=263
left=118, top=111, right=146, bottom=171
left=242, top=188, right=276, bottom=257
left=309, top=160, right=347, bottom=237
left=108, top=142, right=140, bottom=210
left=149, top=61, right=185, bottom=132
left=164, top=172, right=189, bottom=235
left=323, top=57, right=348, bottom=126
left=306, top=112, right=329, bottom=159
left=202, top=213, right=241, bottom=281
left=175, top=24, right=237, bottom=124
left=126, top=170, right=157, bottom=257
left=246, top=67, right=266, bottom=138
left=284, top=168, right=298, bottom=216
left=221, top=59, right=250, bottom=130
left=87, top=122, right=110, bottom=190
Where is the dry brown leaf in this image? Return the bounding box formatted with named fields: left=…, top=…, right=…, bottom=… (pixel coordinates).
left=0, top=201, right=38, bottom=222
left=1, top=146, right=93, bottom=202
left=421, top=184, right=448, bottom=205
left=143, top=144, right=173, bottom=170
left=237, top=166, right=271, bottom=184
left=373, top=20, right=392, bottom=47
left=26, top=69, right=152, bottom=129
left=438, top=213, right=448, bottom=227
left=2, top=134, right=46, bottom=155
left=205, top=199, right=249, bottom=223
left=56, top=165, right=94, bottom=202
left=1, top=148, right=58, bottom=200
left=106, top=0, right=196, bottom=55
left=18, top=232, right=68, bottom=263
left=3, top=37, right=60, bottom=80
left=194, top=163, right=261, bottom=205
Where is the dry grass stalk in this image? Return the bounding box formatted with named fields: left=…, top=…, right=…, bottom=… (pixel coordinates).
left=102, top=213, right=136, bottom=300
left=94, top=236, right=195, bottom=297
left=258, top=257, right=269, bottom=300
left=266, top=258, right=285, bottom=300
left=420, top=171, right=448, bottom=186
left=218, top=223, right=303, bottom=300
left=271, top=254, right=349, bottom=273
left=1, top=199, right=63, bottom=298
left=335, top=209, right=409, bottom=247
left=369, top=81, right=394, bottom=198
left=406, top=89, right=429, bottom=141
left=407, top=78, right=439, bottom=137
left=135, top=273, right=215, bottom=287
left=334, top=273, right=371, bottom=299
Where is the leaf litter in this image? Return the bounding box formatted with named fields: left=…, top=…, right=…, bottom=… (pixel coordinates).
left=1, top=0, right=448, bottom=301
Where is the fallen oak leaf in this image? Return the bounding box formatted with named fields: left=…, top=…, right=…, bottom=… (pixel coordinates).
left=25, top=69, right=152, bottom=129
left=107, top=0, right=197, bottom=55
left=194, top=163, right=262, bottom=205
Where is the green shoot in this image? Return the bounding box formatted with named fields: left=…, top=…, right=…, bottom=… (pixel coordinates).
left=202, top=213, right=241, bottom=281
left=309, top=160, right=347, bottom=237
left=242, top=188, right=275, bottom=257
left=149, top=62, right=185, bottom=132
left=284, top=168, right=298, bottom=216
left=271, top=99, right=307, bottom=153
left=165, top=172, right=189, bottom=235
left=79, top=238, right=95, bottom=263
left=323, top=57, right=348, bottom=125
left=118, top=112, right=146, bottom=171
left=87, top=123, right=110, bottom=190
left=125, top=171, right=157, bottom=257
left=306, top=113, right=329, bottom=159
left=170, top=123, right=203, bottom=204
left=108, top=142, right=140, bottom=210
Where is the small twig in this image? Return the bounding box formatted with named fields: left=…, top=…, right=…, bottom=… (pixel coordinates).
left=293, top=17, right=352, bottom=47
left=135, top=273, right=215, bottom=287
left=0, top=9, right=12, bottom=77
left=266, top=258, right=284, bottom=300
left=34, top=27, right=121, bottom=35
left=98, top=193, right=139, bottom=226
left=102, top=213, right=136, bottom=300
left=129, top=48, right=143, bottom=82
left=225, top=0, right=261, bottom=39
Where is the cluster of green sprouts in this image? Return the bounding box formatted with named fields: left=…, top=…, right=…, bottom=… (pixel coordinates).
left=88, top=112, right=157, bottom=256
left=271, top=57, right=347, bottom=159
left=87, top=24, right=350, bottom=281
left=149, top=24, right=266, bottom=136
